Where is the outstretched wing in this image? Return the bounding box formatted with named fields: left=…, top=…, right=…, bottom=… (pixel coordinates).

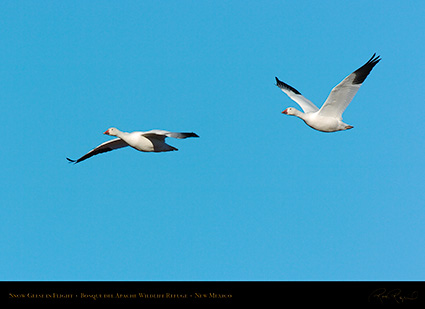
left=142, top=130, right=199, bottom=140
left=318, top=54, right=381, bottom=119
left=275, top=77, right=319, bottom=113
left=67, top=138, right=129, bottom=164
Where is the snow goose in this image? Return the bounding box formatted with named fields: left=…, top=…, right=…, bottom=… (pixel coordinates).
left=276, top=53, right=381, bottom=132
left=67, top=128, right=199, bottom=164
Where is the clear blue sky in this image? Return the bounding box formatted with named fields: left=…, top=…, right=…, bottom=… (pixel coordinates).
left=1, top=1, right=424, bottom=281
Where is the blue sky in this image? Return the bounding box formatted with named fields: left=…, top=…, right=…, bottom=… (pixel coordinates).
left=1, top=1, right=424, bottom=280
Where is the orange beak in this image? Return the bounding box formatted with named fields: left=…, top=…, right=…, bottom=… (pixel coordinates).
left=282, top=109, right=288, bottom=114
left=103, top=129, right=110, bottom=135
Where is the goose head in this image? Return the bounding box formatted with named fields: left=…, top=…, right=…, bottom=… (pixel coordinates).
left=104, top=127, right=119, bottom=136
left=282, top=107, right=297, bottom=115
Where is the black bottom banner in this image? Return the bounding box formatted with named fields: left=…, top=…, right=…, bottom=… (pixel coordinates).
left=2, top=281, right=424, bottom=306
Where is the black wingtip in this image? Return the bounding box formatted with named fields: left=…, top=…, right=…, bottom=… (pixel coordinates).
left=186, top=132, right=199, bottom=138
left=367, top=53, right=381, bottom=65
left=353, top=53, right=381, bottom=84
left=275, top=76, right=302, bottom=95
left=66, top=157, right=77, bottom=164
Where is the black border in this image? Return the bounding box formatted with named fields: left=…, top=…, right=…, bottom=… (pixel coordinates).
left=2, top=281, right=424, bottom=306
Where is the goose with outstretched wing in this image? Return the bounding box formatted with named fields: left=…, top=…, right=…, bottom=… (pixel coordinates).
left=67, top=128, right=199, bottom=164
left=276, top=53, right=381, bottom=132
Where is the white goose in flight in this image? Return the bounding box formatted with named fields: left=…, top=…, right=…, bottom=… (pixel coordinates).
left=67, top=128, right=199, bottom=164
left=276, top=53, right=381, bottom=132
